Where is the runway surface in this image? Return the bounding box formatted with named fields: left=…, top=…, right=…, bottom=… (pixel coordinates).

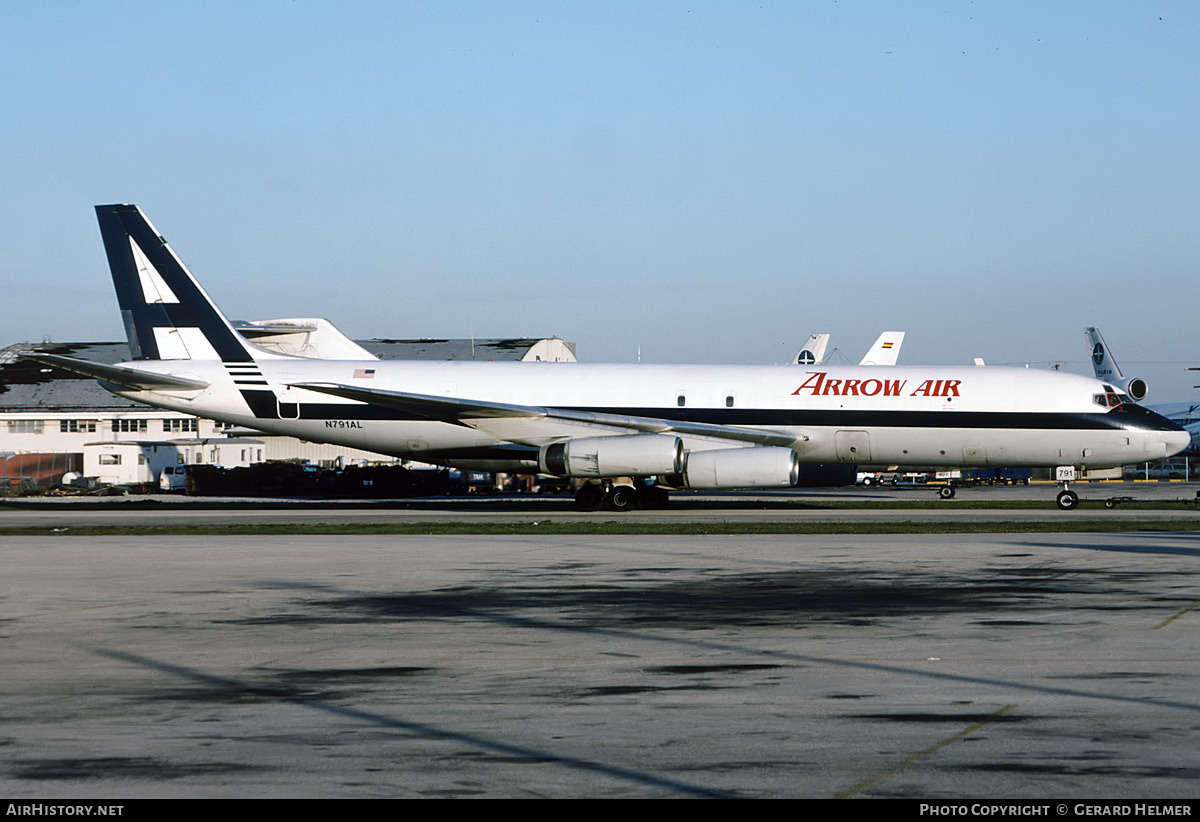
left=3, top=526, right=1198, bottom=798
left=2, top=481, right=1199, bottom=529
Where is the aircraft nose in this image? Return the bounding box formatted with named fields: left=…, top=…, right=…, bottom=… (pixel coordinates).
left=1164, top=425, right=1192, bottom=458
left=1130, top=408, right=1192, bottom=460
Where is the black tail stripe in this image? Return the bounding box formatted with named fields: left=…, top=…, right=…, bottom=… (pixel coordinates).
left=96, top=204, right=254, bottom=363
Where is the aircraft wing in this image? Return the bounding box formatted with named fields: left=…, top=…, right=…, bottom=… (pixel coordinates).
left=22, top=354, right=210, bottom=391
left=291, top=382, right=800, bottom=448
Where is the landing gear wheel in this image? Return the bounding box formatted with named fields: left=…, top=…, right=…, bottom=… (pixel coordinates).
left=938, top=485, right=955, bottom=500
left=605, top=485, right=638, bottom=511
left=1056, top=490, right=1079, bottom=511
left=574, top=483, right=604, bottom=511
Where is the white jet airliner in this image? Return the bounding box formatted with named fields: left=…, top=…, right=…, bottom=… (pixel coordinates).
left=29, top=205, right=1190, bottom=511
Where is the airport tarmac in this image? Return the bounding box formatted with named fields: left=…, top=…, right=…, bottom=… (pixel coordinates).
left=2, top=481, right=1199, bottom=529
left=2, top=526, right=1198, bottom=798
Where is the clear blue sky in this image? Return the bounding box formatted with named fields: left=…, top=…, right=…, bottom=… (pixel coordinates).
left=3, top=1, right=1197, bottom=399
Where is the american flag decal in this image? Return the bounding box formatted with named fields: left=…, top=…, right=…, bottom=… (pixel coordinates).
left=353, top=368, right=376, bottom=379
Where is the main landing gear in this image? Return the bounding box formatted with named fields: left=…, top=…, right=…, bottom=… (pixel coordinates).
left=574, top=481, right=669, bottom=511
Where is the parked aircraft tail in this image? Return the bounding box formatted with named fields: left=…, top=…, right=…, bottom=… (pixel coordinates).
left=1084, top=326, right=1147, bottom=401
left=95, top=204, right=260, bottom=364
left=793, top=333, right=830, bottom=365
left=859, top=331, right=904, bottom=366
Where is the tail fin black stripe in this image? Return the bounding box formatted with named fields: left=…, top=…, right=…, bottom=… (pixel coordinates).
left=96, top=204, right=255, bottom=363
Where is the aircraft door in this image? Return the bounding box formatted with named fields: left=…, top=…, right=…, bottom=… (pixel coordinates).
left=275, top=383, right=301, bottom=420
left=962, top=446, right=987, bottom=466
left=835, top=430, right=872, bottom=463
left=268, top=375, right=306, bottom=420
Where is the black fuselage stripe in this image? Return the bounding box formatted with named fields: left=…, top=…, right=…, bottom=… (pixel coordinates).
left=235, top=390, right=1174, bottom=432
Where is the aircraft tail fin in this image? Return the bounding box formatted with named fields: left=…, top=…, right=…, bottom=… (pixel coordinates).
left=95, top=204, right=260, bottom=363
left=859, top=331, right=904, bottom=365
left=1085, top=326, right=1123, bottom=382
left=1085, top=326, right=1147, bottom=400
left=793, top=333, right=830, bottom=365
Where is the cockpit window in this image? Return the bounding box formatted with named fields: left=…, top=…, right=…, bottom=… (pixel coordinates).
left=1094, top=392, right=1131, bottom=408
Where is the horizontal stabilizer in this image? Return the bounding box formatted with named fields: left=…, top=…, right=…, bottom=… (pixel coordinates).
left=23, top=354, right=209, bottom=391
left=291, top=382, right=799, bottom=447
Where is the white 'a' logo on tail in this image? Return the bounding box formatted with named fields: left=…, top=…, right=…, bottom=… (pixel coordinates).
left=130, top=238, right=179, bottom=304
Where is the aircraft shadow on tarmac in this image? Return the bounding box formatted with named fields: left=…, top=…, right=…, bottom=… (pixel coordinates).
left=34, top=543, right=1198, bottom=797
left=103, top=560, right=1200, bottom=717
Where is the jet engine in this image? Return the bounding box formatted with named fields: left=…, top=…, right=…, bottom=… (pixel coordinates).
left=1119, top=377, right=1148, bottom=402
left=676, top=446, right=800, bottom=489
left=538, top=434, right=684, bottom=478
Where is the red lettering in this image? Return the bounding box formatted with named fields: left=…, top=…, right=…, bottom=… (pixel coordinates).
left=791, top=371, right=825, bottom=396
left=909, top=378, right=962, bottom=397
left=791, top=373, right=922, bottom=399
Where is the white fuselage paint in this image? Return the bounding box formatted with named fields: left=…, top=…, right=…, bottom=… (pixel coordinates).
left=109, top=358, right=1189, bottom=473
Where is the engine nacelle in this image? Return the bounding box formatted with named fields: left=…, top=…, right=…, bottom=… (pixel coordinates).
left=538, top=434, right=683, bottom=478
left=1120, top=377, right=1148, bottom=402
left=678, top=446, right=800, bottom=489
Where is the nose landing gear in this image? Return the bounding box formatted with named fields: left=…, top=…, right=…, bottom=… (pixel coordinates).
left=1054, top=465, right=1080, bottom=510
left=1056, top=484, right=1079, bottom=510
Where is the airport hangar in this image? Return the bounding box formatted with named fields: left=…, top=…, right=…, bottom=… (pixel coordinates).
left=0, top=319, right=575, bottom=489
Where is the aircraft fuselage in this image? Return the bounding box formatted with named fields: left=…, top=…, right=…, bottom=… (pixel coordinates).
left=109, top=358, right=1186, bottom=472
